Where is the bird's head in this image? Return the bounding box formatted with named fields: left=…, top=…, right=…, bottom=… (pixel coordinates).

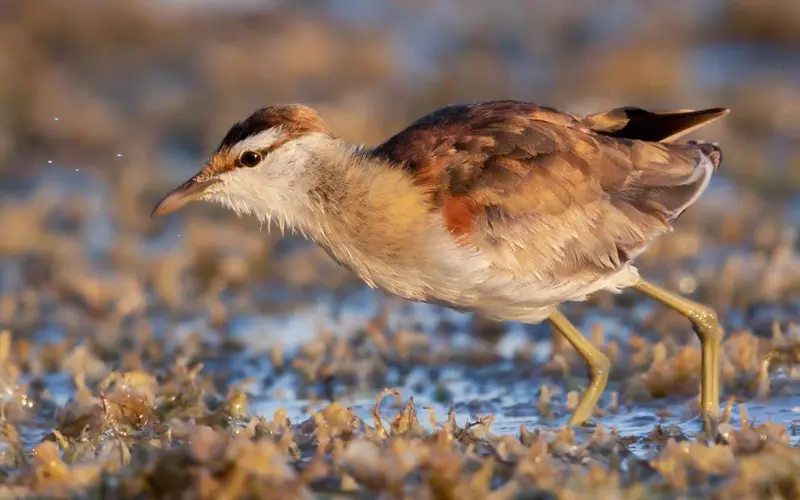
left=152, top=104, right=336, bottom=226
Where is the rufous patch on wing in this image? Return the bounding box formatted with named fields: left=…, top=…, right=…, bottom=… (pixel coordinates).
left=441, top=195, right=478, bottom=237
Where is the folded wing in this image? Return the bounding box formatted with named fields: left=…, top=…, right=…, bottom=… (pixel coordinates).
left=372, top=101, right=726, bottom=279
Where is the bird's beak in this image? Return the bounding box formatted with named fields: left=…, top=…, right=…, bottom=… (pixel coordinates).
left=151, top=175, right=220, bottom=217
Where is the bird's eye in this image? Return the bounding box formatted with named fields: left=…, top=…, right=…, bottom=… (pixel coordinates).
left=239, top=151, right=262, bottom=168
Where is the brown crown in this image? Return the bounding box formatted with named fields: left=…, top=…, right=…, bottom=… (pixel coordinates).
left=215, top=104, right=333, bottom=152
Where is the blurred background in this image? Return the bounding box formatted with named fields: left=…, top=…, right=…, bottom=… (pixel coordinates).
left=1, top=0, right=800, bottom=441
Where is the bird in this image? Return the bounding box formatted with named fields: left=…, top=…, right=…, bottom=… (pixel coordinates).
left=152, top=100, right=729, bottom=426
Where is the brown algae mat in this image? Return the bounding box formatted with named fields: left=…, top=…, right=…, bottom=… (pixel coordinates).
left=2, top=311, right=800, bottom=499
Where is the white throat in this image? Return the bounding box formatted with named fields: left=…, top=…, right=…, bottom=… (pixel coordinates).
left=210, top=131, right=347, bottom=233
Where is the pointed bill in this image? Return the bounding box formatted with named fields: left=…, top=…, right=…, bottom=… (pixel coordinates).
left=151, top=175, right=220, bottom=217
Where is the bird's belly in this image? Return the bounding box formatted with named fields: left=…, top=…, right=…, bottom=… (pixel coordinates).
left=318, top=224, right=639, bottom=324
left=408, top=263, right=641, bottom=325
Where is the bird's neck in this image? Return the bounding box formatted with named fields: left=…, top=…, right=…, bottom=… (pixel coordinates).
left=296, top=138, right=436, bottom=278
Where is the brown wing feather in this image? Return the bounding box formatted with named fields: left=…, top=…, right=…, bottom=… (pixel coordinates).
left=583, top=106, right=729, bottom=142
left=372, top=101, right=725, bottom=278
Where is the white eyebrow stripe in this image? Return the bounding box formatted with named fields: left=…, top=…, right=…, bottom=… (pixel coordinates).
left=229, top=127, right=285, bottom=157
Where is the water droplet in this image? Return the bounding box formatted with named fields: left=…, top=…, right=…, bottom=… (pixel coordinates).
left=47, top=160, right=53, bottom=164
left=678, top=275, right=697, bottom=294
left=75, top=168, right=80, bottom=172
left=53, top=117, right=59, bottom=121
left=116, top=153, right=123, bottom=157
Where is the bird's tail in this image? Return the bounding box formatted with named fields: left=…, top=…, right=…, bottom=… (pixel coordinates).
left=687, top=140, right=723, bottom=172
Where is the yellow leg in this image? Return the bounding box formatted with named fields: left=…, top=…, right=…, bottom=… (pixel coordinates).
left=548, top=310, right=610, bottom=426
left=632, top=278, right=723, bottom=418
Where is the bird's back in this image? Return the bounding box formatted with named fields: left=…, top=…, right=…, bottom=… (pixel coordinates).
left=369, top=101, right=727, bottom=319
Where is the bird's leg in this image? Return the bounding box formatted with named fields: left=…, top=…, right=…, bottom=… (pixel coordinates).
left=547, top=310, right=610, bottom=426
left=632, top=277, right=723, bottom=418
